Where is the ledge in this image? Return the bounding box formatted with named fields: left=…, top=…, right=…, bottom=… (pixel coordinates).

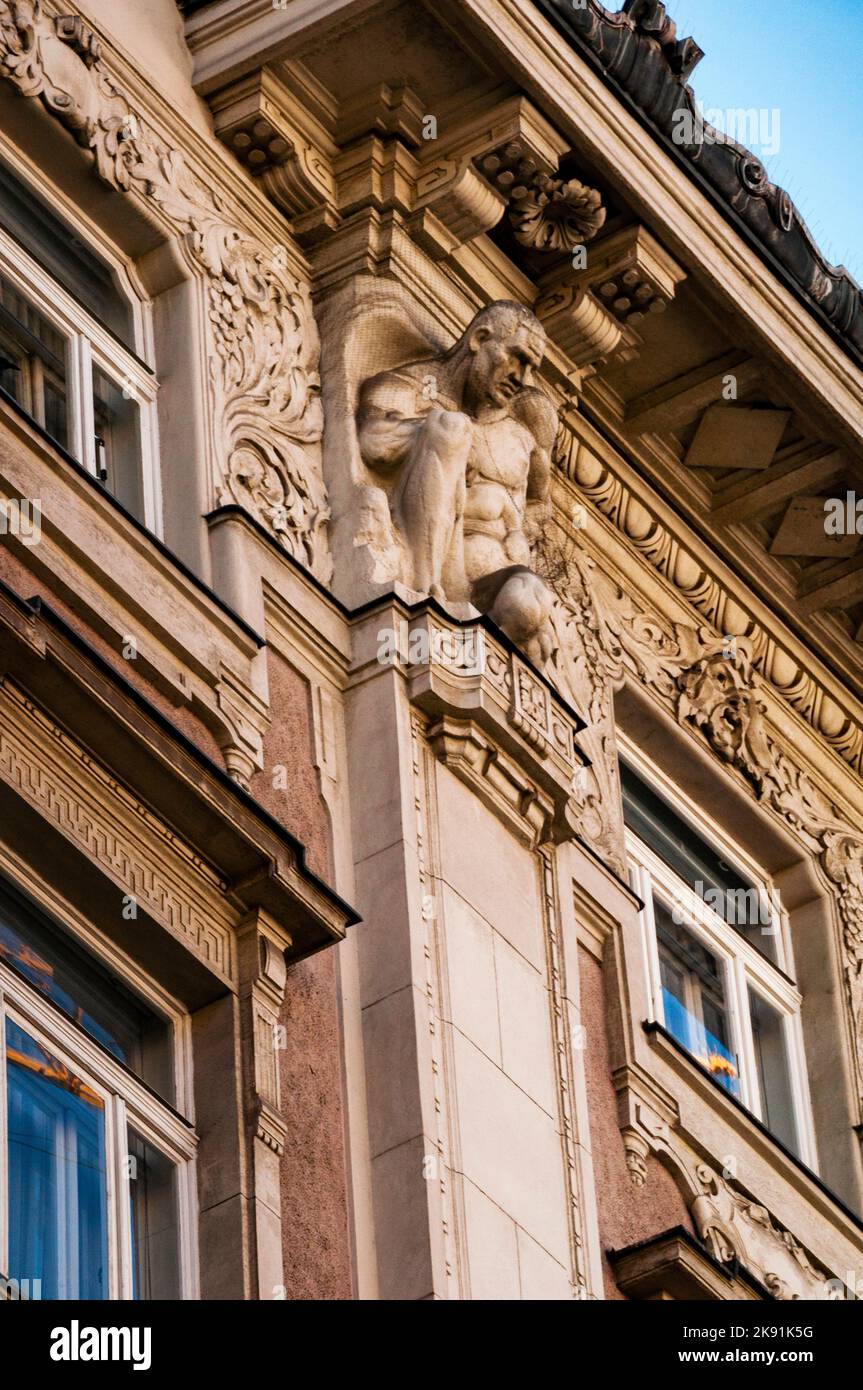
left=0, top=583, right=359, bottom=991
left=609, top=1225, right=765, bottom=1300
left=537, top=0, right=863, bottom=372
left=645, top=1022, right=863, bottom=1246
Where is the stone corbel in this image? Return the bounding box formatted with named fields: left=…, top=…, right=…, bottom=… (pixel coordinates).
left=612, top=1062, right=680, bottom=1188
left=213, top=668, right=270, bottom=789
left=536, top=224, right=685, bottom=369
left=209, top=68, right=340, bottom=246
left=414, top=96, right=608, bottom=262
left=572, top=224, right=687, bottom=327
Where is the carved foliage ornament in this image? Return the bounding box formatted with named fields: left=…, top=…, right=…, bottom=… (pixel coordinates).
left=0, top=1, right=330, bottom=578
left=692, top=1164, right=839, bottom=1301
left=571, top=546, right=863, bottom=1113
left=509, top=174, right=606, bottom=253
left=477, top=146, right=607, bottom=254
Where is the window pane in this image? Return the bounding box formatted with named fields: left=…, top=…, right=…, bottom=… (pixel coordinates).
left=128, top=1129, right=180, bottom=1300
left=622, top=762, right=778, bottom=961
left=654, top=897, right=740, bottom=1096
left=749, top=988, right=798, bottom=1154
left=0, top=880, right=173, bottom=1102
left=0, top=156, right=135, bottom=348
left=93, top=365, right=144, bottom=518
left=0, top=271, right=69, bottom=450
left=5, top=1018, right=109, bottom=1299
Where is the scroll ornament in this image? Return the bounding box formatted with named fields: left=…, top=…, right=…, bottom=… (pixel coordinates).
left=0, top=0, right=330, bottom=578
left=565, top=546, right=863, bottom=1113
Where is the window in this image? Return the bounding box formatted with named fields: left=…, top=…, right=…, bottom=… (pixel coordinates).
left=622, top=758, right=817, bottom=1168
left=0, top=157, right=160, bottom=530
left=0, top=882, right=195, bottom=1299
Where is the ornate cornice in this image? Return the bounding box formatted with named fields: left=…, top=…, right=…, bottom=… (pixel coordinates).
left=539, top=0, right=863, bottom=368
left=0, top=0, right=331, bottom=578
left=557, top=422, right=863, bottom=780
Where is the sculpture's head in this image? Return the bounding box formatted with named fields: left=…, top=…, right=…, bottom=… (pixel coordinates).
left=455, top=302, right=546, bottom=412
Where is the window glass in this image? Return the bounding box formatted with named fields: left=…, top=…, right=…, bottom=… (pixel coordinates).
left=0, top=157, right=135, bottom=348
left=622, top=761, right=778, bottom=961
left=5, top=1018, right=109, bottom=1299
left=0, top=270, right=69, bottom=449
left=93, top=364, right=144, bottom=516
left=654, top=896, right=740, bottom=1096
left=749, top=988, right=798, bottom=1155
left=128, top=1128, right=180, bottom=1300
left=0, top=884, right=173, bottom=1102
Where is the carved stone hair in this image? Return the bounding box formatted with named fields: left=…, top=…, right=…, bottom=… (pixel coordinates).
left=447, top=301, right=546, bottom=356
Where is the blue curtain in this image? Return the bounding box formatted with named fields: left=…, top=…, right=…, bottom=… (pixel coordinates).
left=6, top=1018, right=109, bottom=1299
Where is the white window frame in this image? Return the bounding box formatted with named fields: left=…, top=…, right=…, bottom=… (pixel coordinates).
left=621, top=751, right=818, bottom=1173
left=0, top=223, right=162, bottom=535
left=0, top=945, right=198, bottom=1300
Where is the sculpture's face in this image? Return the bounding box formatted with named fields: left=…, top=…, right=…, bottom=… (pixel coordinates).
left=467, top=322, right=545, bottom=408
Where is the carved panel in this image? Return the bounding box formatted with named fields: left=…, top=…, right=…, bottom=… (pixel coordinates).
left=0, top=0, right=330, bottom=577
left=0, top=678, right=235, bottom=976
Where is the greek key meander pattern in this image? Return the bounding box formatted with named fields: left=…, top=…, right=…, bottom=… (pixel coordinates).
left=0, top=680, right=233, bottom=973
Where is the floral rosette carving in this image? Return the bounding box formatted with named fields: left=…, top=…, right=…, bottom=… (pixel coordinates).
left=509, top=174, right=606, bottom=252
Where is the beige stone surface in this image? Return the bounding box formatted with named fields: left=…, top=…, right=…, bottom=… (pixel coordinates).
left=516, top=1226, right=573, bottom=1300
left=437, top=766, right=543, bottom=969
left=440, top=884, right=502, bottom=1067
left=494, top=932, right=557, bottom=1118
left=461, top=1179, right=521, bottom=1301
left=450, top=1028, right=569, bottom=1267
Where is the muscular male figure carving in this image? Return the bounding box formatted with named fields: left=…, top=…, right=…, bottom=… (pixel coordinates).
left=357, top=302, right=557, bottom=664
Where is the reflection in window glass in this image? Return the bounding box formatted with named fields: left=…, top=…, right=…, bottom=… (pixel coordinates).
left=5, top=1018, right=109, bottom=1299
left=128, top=1128, right=180, bottom=1300
left=655, top=897, right=740, bottom=1096
left=0, top=156, right=135, bottom=348
left=0, top=883, right=173, bottom=1102
left=93, top=365, right=143, bottom=518
left=622, top=761, right=778, bottom=962
left=750, top=989, right=798, bottom=1155
left=0, top=271, right=68, bottom=448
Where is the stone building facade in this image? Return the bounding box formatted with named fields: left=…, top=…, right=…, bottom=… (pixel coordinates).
left=0, top=0, right=861, bottom=1301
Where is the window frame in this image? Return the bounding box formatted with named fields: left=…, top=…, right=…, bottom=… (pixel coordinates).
left=0, top=921, right=198, bottom=1300
left=0, top=219, right=162, bottom=535
left=621, top=751, right=819, bottom=1173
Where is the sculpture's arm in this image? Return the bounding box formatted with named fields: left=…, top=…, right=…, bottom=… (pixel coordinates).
left=512, top=387, right=556, bottom=513
left=357, top=376, right=426, bottom=473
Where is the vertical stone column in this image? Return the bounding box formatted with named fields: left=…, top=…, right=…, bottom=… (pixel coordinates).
left=237, top=912, right=290, bottom=1300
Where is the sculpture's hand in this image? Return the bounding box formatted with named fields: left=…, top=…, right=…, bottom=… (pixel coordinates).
left=358, top=407, right=423, bottom=472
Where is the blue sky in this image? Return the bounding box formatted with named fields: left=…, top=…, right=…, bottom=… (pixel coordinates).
left=664, top=0, right=863, bottom=283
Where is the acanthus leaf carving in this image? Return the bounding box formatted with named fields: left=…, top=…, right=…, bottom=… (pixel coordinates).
left=0, top=0, right=331, bottom=579
left=562, top=536, right=863, bottom=1117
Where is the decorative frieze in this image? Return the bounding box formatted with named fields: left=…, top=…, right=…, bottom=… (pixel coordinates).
left=557, top=423, right=863, bottom=777
left=0, top=677, right=235, bottom=977
left=396, top=609, right=587, bottom=847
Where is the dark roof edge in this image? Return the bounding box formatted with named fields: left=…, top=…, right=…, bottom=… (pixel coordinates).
left=538, top=0, right=863, bottom=371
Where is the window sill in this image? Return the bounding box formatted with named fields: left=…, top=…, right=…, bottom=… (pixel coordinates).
left=644, top=1020, right=863, bottom=1241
